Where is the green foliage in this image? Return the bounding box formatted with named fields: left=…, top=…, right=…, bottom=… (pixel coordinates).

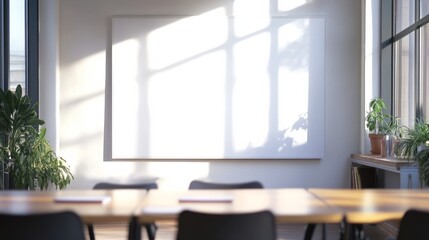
left=394, top=120, right=429, bottom=160
left=365, top=98, right=391, bottom=133
left=416, top=147, right=429, bottom=187
left=365, top=98, right=403, bottom=137
left=0, top=85, right=73, bottom=190
left=379, top=116, right=404, bottom=136
left=0, top=85, right=44, bottom=145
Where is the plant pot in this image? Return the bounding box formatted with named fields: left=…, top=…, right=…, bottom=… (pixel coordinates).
left=369, top=133, right=384, bottom=155
left=381, top=135, right=398, bottom=158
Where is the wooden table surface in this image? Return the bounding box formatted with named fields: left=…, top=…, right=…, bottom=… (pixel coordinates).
left=136, top=189, right=343, bottom=224
left=309, top=188, right=429, bottom=224
left=2, top=188, right=428, bottom=226
left=0, top=190, right=148, bottom=223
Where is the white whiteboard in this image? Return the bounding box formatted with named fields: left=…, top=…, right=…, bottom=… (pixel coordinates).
left=110, top=16, right=325, bottom=159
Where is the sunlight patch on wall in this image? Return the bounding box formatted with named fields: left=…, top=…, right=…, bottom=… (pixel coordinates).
left=232, top=0, right=270, bottom=37
left=364, top=0, right=375, bottom=102
left=146, top=162, right=210, bottom=189
left=147, top=8, right=227, bottom=70
left=103, top=162, right=136, bottom=177
left=278, top=71, right=309, bottom=149
left=232, top=33, right=270, bottom=151
left=148, top=51, right=226, bottom=158
left=62, top=50, right=106, bottom=144
left=234, top=16, right=270, bottom=38
left=112, top=39, right=141, bottom=157
left=277, top=0, right=309, bottom=12
left=277, top=19, right=309, bottom=150
left=233, top=0, right=270, bottom=17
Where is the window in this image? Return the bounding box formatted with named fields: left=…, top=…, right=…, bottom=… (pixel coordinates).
left=9, top=0, right=26, bottom=91
left=0, top=0, right=38, bottom=105
left=421, top=0, right=429, bottom=17
left=381, top=0, right=429, bottom=126
left=396, top=0, right=415, bottom=32
left=394, top=33, right=415, bottom=127
left=422, top=24, right=429, bottom=120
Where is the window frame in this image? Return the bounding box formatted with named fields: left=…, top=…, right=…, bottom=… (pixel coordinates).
left=381, top=0, right=429, bottom=125
left=0, top=0, right=38, bottom=106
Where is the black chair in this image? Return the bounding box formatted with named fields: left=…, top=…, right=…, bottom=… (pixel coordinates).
left=93, top=182, right=158, bottom=190
left=0, top=211, right=85, bottom=240
left=89, top=181, right=158, bottom=240
left=176, top=210, right=276, bottom=240
left=189, top=180, right=263, bottom=189
left=396, top=209, right=429, bottom=240
left=189, top=180, right=317, bottom=240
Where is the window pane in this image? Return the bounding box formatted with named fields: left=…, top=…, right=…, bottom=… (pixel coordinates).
left=394, top=33, right=415, bottom=127
left=421, top=0, right=429, bottom=18
left=396, top=0, right=415, bottom=33
left=422, top=24, right=429, bottom=120
left=382, top=0, right=393, bottom=42
left=9, top=0, right=26, bottom=92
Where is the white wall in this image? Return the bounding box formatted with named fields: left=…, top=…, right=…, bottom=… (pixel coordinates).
left=362, top=0, right=380, bottom=152
left=39, top=0, right=362, bottom=189
left=39, top=0, right=59, bottom=152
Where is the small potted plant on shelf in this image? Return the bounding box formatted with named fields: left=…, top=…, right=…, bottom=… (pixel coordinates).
left=0, top=85, right=73, bottom=190
left=365, top=98, right=391, bottom=155
left=379, top=115, right=403, bottom=157
left=394, top=119, right=429, bottom=160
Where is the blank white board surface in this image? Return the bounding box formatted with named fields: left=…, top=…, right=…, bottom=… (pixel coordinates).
left=111, top=16, right=325, bottom=159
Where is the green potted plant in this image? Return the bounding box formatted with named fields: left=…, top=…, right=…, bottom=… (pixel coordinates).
left=380, top=116, right=404, bottom=157
left=0, top=85, right=73, bottom=190
left=415, top=145, right=429, bottom=187
left=365, top=98, right=391, bottom=155
left=392, top=119, right=429, bottom=186
left=394, top=119, right=429, bottom=160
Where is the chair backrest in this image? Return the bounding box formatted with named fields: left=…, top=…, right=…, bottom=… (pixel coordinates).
left=189, top=180, right=263, bottom=190
left=93, top=182, right=158, bottom=190
left=0, top=211, right=85, bottom=240
left=396, top=209, right=429, bottom=240
left=176, top=210, right=276, bottom=240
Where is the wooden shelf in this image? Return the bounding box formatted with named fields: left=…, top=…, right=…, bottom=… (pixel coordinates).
left=351, top=154, right=414, bottom=173
left=350, top=154, right=420, bottom=189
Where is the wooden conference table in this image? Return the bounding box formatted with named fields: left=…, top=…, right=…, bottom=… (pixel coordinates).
left=309, top=188, right=429, bottom=239
left=0, top=188, right=429, bottom=239
left=136, top=189, right=342, bottom=223
left=0, top=189, right=147, bottom=223
left=0, top=188, right=342, bottom=240
left=309, top=188, right=429, bottom=224
left=135, top=189, right=343, bottom=240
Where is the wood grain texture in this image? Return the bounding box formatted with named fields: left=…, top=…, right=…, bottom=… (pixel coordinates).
left=89, top=222, right=392, bottom=240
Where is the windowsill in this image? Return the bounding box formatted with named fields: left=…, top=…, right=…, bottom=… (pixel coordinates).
left=351, top=153, right=415, bottom=172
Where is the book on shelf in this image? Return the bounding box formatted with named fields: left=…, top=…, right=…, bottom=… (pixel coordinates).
left=351, top=164, right=377, bottom=189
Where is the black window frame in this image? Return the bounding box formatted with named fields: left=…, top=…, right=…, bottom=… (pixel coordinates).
left=0, top=0, right=39, bottom=107
left=381, top=0, right=429, bottom=124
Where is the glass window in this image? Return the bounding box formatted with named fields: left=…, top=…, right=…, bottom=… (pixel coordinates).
left=394, top=33, right=416, bottom=127
left=421, top=0, right=429, bottom=18
left=9, top=0, right=26, bottom=92
left=381, top=0, right=429, bottom=128
left=422, top=25, right=429, bottom=120
left=396, top=0, right=415, bottom=33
